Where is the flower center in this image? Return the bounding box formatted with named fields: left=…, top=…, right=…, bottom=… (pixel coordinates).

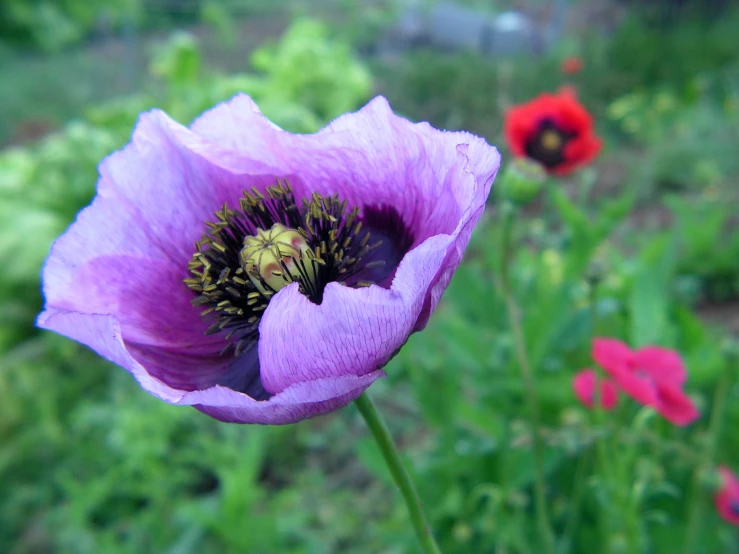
left=540, top=129, right=562, bottom=151
left=525, top=119, right=576, bottom=169
left=240, top=223, right=316, bottom=296
left=185, top=181, right=399, bottom=357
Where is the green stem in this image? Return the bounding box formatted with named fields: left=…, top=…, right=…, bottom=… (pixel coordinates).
left=499, top=204, right=557, bottom=554
left=354, top=392, right=442, bottom=554
left=560, top=277, right=599, bottom=553
left=560, top=449, right=591, bottom=554
left=682, top=358, right=732, bottom=554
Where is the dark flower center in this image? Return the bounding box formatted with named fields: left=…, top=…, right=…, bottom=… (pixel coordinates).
left=524, top=119, right=577, bottom=169
left=730, top=499, right=739, bottom=517
left=185, top=181, right=411, bottom=361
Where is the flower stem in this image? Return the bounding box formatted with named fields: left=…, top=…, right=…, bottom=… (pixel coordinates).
left=354, top=392, right=442, bottom=554
left=498, top=204, right=557, bottom=554
left=560, top=275, right=599, bottom=552
left=682, top=354, right=732, bottom=554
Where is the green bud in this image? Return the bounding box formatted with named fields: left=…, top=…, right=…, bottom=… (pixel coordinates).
left=452, top=522, right=473, bottom=543
left=721, top=338, right=739, bottom=361
left=499, top=158, right=547, bottom=205
left=608, top=534, right=629, bottom=554
left=699, top=465, right=724, bottom=491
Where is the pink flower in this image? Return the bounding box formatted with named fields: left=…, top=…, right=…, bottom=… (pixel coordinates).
left=592, top=339, right=699, bottom=426
left=572, top=369, right=619, bottom=410
left=715, top=466, right=739, bottom=526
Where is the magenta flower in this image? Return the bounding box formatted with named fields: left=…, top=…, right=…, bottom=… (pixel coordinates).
left=592, top=338, right=699, bottom=426
left=38, top=94, right=500, bottom=424
left=715, top=466, right=739, bottom=526
left=572, top=369, right=619, bottom=410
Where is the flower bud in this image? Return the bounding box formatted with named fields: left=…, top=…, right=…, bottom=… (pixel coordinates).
left=499, top=158, right=547, bottom=205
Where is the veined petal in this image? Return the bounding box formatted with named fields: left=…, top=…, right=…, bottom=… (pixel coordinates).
left=257, top=234, right=454, bottom=394
left=37, top=309, right=384, bottom=424
left=38, top=94, right=499, bottom=424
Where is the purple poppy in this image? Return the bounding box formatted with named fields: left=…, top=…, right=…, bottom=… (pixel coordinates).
left=38, top=94, right=500, bottom=424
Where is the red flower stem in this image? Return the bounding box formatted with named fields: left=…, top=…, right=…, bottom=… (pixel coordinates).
left=498, top=203, right=557, bottom=554
left=354, top=392, right=443, bottom=554
left=682, top=355, right=732, bottom=554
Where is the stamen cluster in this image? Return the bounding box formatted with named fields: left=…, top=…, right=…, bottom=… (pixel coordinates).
left=184, top=181, right=384, bottom=356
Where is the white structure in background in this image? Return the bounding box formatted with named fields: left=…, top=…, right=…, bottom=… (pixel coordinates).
left=382, top=0, right=569, bottom=58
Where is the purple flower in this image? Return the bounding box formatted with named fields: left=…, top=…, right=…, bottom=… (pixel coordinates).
left=38, top=95, right=500, bottom=424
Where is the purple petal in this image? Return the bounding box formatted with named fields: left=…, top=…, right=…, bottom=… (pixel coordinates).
left=186, top=94, right=500, bottom=329
left=39, top=94, right=499, bottom=423
left=257, top=234, right=454, bottom=394
left=190, top=96, right=499, bottom=241
left=191, top=371, right=383, bottom=424
left=37, top=309, right=384, bottom=424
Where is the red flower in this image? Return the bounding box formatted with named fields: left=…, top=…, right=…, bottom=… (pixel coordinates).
left=573, top=369, right=619, bottom=410
left=504, top=88, right=602, bottom=176
left=716, top=466, right=739, bottom=526
left=592, top=338, right=699, bottom=426
left=561, top=56, right=583, bottom=75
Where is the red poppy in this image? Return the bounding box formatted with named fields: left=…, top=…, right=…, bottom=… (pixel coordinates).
left=716, top=466, right=739, bottom=525
left=561, top=56, right=583, bottom=75
left=504, top=88, right=602, bottom=176
left=573, top=369, right=619, bottom=410
left=592, top=338, right=699, bottom=426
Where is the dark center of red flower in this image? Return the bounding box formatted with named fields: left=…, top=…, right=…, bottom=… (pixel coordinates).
left=731, top=500, right=739, bottom=517
left=184, top=181, right=412, bottom=397
left=524, top=119, right=577, bottom=169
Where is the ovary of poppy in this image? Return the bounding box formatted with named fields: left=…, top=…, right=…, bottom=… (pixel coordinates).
left=572, top=369, right=619, bottom=410
left=716, top=466, right=739, bottom=526
left=504, top=88, right=602, bottom=176
left=37, top=94, right=500, bottom=425
left=592, top=338, right=699, bottom=426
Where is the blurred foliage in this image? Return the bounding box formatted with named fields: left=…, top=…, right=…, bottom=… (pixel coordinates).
left=0, top=0, right=141, bottom=52
left=667, top=194, right=739, bottom=304
left=2, top=6, right=739, bottom=554
left=605, top=5, right=739, bottom=93
left=250, top=18, right=372, bottom=122
left=0, top=0, right=293, bottom=52
left=607, top=88, right=739, bottom=192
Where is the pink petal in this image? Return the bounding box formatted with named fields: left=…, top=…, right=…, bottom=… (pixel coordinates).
left=715, top=466, right=739, bottom=525
left=653, top=382, right=700, bottom=426
left=608, top=369, right=660, bottom=407
left=572, top=369, right=619, bottom=410
left=592, top=337, right=633, bottom=378
left=633, top=346, right=687, bottom=386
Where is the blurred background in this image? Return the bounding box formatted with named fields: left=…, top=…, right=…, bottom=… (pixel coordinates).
left=1, top=0, right=739, bottom=552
